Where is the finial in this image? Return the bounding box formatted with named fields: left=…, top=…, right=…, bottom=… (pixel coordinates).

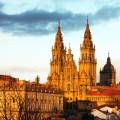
left=108, top=52, right=110, bottom=57
left=56, top=17, right=61, bottom=34
left=58, top=17, right=60, bottom=28
left=87, top=16, right=88, bottom=24
left=35, top=75, right=40, bottom=84
left=68, top=42, right=71, bottom=54
left=107, top=52, right=111, bottom=64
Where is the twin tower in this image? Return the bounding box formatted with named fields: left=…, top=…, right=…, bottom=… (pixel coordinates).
left=47, top=19, right=97, bottom=101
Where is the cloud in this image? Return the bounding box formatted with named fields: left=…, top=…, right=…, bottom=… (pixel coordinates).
left=0, top=10, right=74, bottom=35
left=0, top=5, right=120, bottom=35
left=93, top=5, right=120, bottom=24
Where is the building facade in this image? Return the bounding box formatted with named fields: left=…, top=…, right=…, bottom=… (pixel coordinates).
left=48, top=18, right=97, bottom=102
left=47, top=18, right=120, bottom=108
left=0, top=75, right=63, bottom=120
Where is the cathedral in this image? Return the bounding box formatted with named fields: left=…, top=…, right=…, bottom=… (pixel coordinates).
left=47, top=18, right=120, bottom=107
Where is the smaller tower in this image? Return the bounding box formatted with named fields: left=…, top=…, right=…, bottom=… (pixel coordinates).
left=100, top=53, right=116, bottom=86
left=35, top=75, right=40, bottom=84
left=63, top=44, right=77, bottom=101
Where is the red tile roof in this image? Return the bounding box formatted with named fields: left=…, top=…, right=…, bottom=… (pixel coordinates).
left=88, top=86, right=120, bottom=96
left=0, top=75, right=17, bottom=81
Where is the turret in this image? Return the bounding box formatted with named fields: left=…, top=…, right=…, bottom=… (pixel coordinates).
left=100, top=53, right=116, bottom=86
left=35, top=75, right=40, bottom=84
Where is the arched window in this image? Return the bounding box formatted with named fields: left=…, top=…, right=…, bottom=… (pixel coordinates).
left=82, top=54, right=84, bottom=59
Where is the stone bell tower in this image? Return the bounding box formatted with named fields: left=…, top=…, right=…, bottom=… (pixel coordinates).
left=79, top=18, right=97, bottom=86
left=48, top=20, right=66, bottom=88
left=50, top=20, right=66, bottom=76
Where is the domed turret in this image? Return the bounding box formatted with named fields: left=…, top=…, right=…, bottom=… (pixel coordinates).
left=100, top=53, right=116, bottom=86
left=35, top=75, right=40, bottom=84
left=103, top=54, right=115, bottom=72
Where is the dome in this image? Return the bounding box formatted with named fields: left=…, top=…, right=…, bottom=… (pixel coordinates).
left=100, top=54, right=116, bottom=86
left=103, top=63, right=115, bottom=72
left=102, top=56, right=115, bottom=73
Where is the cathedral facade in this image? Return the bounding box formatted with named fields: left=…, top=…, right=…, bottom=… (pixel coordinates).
left=47, top=18, right=120, bottom=107
left=48, top=19, right=97, bottom=102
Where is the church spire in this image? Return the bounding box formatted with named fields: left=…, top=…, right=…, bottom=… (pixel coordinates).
left=84, top=16, right=91, bottom=40
left=57, top=17, right=61, bottom=33
left=54, top=18, right=64, bottom=50
left=82, top=17, right=93, bottom=48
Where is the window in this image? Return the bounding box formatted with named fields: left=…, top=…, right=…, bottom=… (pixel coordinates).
left=67, top=84, right=70, bottom=91
left=82, top=54, right=84, bottom=59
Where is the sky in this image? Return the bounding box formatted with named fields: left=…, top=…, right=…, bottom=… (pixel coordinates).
left=0, top=0, right=120, bottom=83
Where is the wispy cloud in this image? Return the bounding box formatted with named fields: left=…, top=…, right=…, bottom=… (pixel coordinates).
left=93, top=5, right=120, bottom=23
left=0, top=5, right=120, bottom=35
